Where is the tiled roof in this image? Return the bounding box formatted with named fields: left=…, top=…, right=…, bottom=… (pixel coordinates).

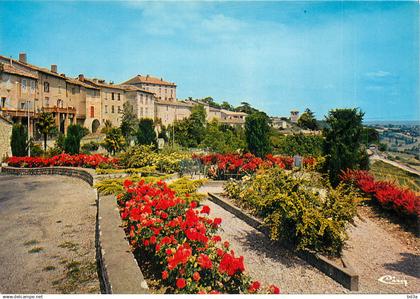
left=221, top=109, right=248, bottom=116
left=123, top=74, right=176, bottom=87
left=0, top=54, right=65, bottom=79
left=155, top=99, right=194, bottom=107
left=66, top=77, right=99, bottom=90
left=0, top=63, right=38, bottom=79
left=81, top=78, right=128, bottom=90
left=118, top=84, right=155, bottom=95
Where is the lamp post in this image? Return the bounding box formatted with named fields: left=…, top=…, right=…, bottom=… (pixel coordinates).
left=27, top=100, right=31, bottom=157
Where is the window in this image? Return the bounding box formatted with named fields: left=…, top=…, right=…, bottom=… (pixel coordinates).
left=72, top=87, right=76, bottom=95
left=118, top=106, right=121, bottom=113
left=21, top=102, right=25, bottom=109
left=145, top=107, right=148, bottom=116
left=111, top=105, right=114, bottom=113
left=105, top=105, right=108, bottom=113
left=1, top=97, right=6, bottom=108
left=44, top=82, right=49, bottom=92
left=58, top=86, right=61, bottom=94
left=112, top=92, right=115, bottom=101
left=118, top=93, right=120, bottom=101
left=44, top=97, right=49, bottom=107
left=90, top=106, right=94, bottom=118
left=166, top=105, right=168, bottom=111
left=57, top=99, right=63, bottom=108
left=140, top=107, right=143, bottom=116
left=22, top=79, right=27, bottom=91
left=30, top=81, right=36, bottom=93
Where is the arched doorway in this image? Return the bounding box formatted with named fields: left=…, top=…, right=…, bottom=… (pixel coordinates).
left=92, top=119, right=100, bottom=133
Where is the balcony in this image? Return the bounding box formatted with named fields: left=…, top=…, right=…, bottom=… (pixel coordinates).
left=43, top=106, right=76, bottom=114
left=0, top=107, right=36, bottom=118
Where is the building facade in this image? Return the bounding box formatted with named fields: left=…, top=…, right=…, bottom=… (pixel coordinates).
left=0, top=52, right=246, bottom=141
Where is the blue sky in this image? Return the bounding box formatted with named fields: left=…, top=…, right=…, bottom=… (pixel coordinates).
left=0, top=1, right=418, bottom=121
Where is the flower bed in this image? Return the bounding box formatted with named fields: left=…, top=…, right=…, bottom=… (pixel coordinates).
left=224, top=167, right=359, bottom=257
left=341, top=169, right=419, bottom=219
left=194, top=153, right=317, bottom=180
left=6, top=153, right=118, bottom=169
left=117, top=179, right=280, bottom=294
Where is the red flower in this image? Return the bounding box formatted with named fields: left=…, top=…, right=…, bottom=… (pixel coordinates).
left=223, top=241, right=229, bottom=248
left=193, top=271, right=201, bottom=281
left=213, top=218, right=222, bottom=225
left=162, top=270, right=168, bottom=280
left=176, top=278, right=186, bottom=289
left=269, top=284, right=280, bottom=294
left=197, top=253, right=212, bottom=269
left=200, top=205, right=210, bottom=214
left=218, top=252, right=245, bottom=276
left=248, top=281, right=261, bottom=293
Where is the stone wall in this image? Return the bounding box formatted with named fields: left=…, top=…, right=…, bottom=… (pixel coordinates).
left=0, top=117, right=12, bottom=161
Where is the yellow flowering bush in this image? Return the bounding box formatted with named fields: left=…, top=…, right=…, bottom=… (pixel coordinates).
left=224, top=167, right=360, bottom=257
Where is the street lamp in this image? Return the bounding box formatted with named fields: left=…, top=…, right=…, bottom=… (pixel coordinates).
left=27, top=100, right=31, bottom=157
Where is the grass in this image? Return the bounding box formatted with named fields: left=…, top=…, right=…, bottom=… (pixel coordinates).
left=28, top=247, right=44, bottom=253
left=58, top=241, right=79, bottom=252
left=23, top=240, right=39, bottom=246
left=370, top=160, right=420, bottom=192
left=43, top=265, right=56, bottom=271
left=53, top=259, right=98, bottom=293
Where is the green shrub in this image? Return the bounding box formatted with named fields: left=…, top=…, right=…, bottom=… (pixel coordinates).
left=119, top=145, right=191, bottom=173
left=29, top=142, right=44, bottom=157
left=81, top=141, right=100, bottom=152
left=168, top=177, right=208, bottom=202
left=64, top=124, right=87, bottom=154
left=11, top=123, right=27, bottom=157
left=224, top=167, right=360, bottom=256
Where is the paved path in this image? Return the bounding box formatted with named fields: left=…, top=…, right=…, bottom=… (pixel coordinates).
left=371, top=155, right=420, bottom=176
left=0, top=175, right=100, bottom=294
left=344, top=216, right=419, bottom=294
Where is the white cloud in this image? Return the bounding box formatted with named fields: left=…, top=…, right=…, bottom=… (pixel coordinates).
left=365, top=70, right=392, bottom=78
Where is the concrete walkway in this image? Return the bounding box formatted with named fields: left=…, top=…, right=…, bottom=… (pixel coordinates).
left=0, top=175, right=100, bottom=294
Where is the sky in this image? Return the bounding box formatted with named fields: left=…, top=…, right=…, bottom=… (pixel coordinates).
left=0, top=1, right=419, bottom=121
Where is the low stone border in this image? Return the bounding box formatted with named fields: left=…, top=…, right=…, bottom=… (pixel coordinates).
left=208, top=192, right=359, bottom=291
left=1, top=165, right=95, bottom=185
left=0, top=165, right=150, bottom=294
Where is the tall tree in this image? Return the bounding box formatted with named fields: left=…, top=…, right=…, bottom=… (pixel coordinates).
left=188, top=104, right=207, bottom=147
left=11, top=123, right=27, bottom=157
left=64, top=124, right=87, bottom=154
left=297, top=108, right=319, bottom=130
left=323, top=108, right=367, bottom=186
left=220, top=101, right=235, bottom=111
left=136, top=118, right=157, bottom=146
left=36, top=112, right=56, bottom=151
left=120, top=102, right=138, bottom=143
left=245, top=112, right=271, bottom=157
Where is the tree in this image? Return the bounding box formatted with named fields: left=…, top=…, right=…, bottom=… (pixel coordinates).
left=36, top=112, right=56, bottom=151
left=323, top=108, right=367, bottom=186
left=297, top=108, right=319, bottom=130
left=235, top=102, right=258, bottom=115
left=64, top=124, right=87, bottom=154
left=220, top=101, right=235, bottom=111
left=136, top=118, right=157, bottom=146
left=11, top=123, right=27, bottom=156
left=101, top=120, right=113, bottom=134
left=187, top=104, right=206, bottom=147
left=201, top=120, right=246, bottom=153
left=361, top=127, right=379, bottom=145
left=120, top=102, right=138, bottom=143
left=245, top=112, right=271, bottom=157
left=103, top=128, right=126, bottom=155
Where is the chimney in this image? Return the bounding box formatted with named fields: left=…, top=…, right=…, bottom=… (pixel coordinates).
left=19, top=53, right=27, bottom=63
left=78, top=74, right=85, bottom=81
left=146, top=74, right=149, bottom=78
left=160, top=78, right=163, bottom=81
left=51, top=64, right=57, bottom=73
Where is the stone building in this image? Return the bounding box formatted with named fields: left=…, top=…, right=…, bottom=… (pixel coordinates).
left=0, top=52, right=247, bottom=140
left=0, top=114, right=12, bottom=160
left=123, top=74, right=176, bottom=101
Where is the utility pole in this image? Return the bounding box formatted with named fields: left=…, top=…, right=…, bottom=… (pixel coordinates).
left=27, top=100, right=31, bottom=157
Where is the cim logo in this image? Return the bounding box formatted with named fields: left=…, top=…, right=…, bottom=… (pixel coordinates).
left=378, top=275, right=408, bottom=286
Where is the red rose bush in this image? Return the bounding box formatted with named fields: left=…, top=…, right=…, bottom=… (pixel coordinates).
left=194, top=152, right=316, bottom=180
left=6, top=153, right=118, bottom=169
left=117, top=179, right=280, bottom=294
left=341, top=169, right=419, bottom=218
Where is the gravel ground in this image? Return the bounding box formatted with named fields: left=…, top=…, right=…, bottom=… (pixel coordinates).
left=344, top=215, right=419, bottom=294
left=202, top=198, right=348, bottom=294
left=0, top=175, right=100, bottom=294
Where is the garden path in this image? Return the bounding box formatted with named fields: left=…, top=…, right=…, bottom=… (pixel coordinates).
left=201, top=195, right=348, bottom=294
left=343, top=215, right=419, bottom=293
left=0, top=175, right=100, bottom=294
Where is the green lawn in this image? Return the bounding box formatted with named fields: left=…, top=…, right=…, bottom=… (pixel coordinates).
left=370, top=160, right=420, bottom=192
